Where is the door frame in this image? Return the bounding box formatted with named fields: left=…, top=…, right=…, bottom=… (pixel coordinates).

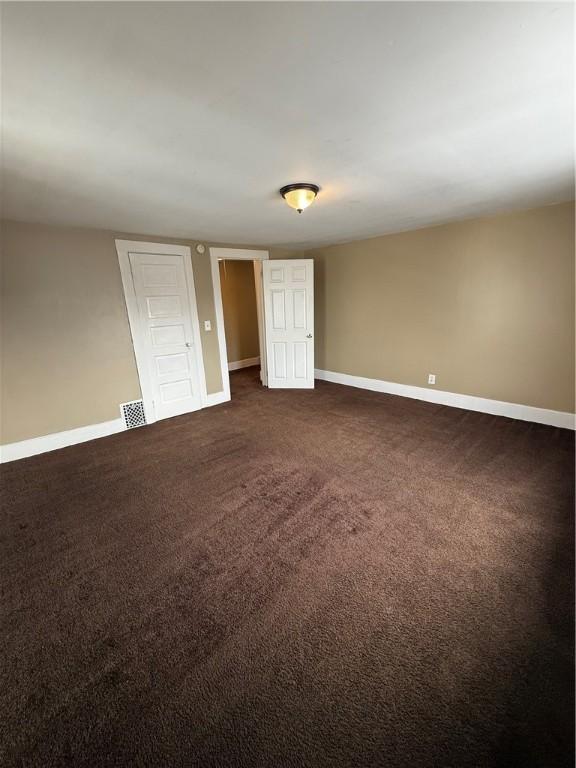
left=209, top=247, right=269, bottom=402
left=116, top=239, right=208, bottom=424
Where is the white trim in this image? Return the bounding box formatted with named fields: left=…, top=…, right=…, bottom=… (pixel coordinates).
left=0, top=419, right=126, bottom=463
left=209, top=247, right=269, bottom=405
left=210, top=251, right=231, bottom=402
left=115, top=240, right=208, bottom=422
left=228, top=356, right=260, bottom=371
left=253, top=261, right=268, bottom=386
left=205, top=391, right=230, bottom=407
left=314, top=369, right=575, bottom=430
left=210, top=247, right=269, bottom=261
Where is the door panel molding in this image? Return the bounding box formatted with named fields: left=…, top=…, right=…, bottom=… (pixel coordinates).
left=116, top=240, right=207, bottom=423
left=263, top=259, right=314, bottom=389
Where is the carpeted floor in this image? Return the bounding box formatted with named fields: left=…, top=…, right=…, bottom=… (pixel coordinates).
left=1, top=367, right=574, bottom=768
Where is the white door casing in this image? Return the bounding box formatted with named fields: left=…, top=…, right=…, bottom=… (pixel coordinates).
left=209, top=247, right=269, bottom=402
left=263, top=259, right=314, bottom=389
left=253, top=260, right=268, bottom=387
left=116, top=240, right=207, bottom=423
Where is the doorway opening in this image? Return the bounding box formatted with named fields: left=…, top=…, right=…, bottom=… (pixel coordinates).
left=211, top=248, right=315, bottom=402
left=210, top=248, right=269, bottom=402
left=220, top=258, right=262, bottom=376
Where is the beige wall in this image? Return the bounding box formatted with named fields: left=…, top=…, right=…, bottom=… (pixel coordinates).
left=307, top=202, right=575, bottom=413
left=2, top=202, right=573, bottom=445
left=219, top=260, right=259, bottom=363
left=0, top=221, right=266, bottom=443
left=1, top=223, right=141, bottom=443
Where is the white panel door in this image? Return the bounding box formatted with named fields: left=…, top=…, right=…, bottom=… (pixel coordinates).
left=263, top=259, right=314, bottom=389
left=129, top=252, right=203, bottom=420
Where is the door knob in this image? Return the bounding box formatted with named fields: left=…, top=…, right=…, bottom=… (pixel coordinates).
left=185, top=342, right=192, bottom=347
left=306, top=334, right=313, bottom=338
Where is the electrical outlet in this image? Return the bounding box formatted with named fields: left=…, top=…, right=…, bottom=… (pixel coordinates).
left=428, top=373, right=436, bottom=385
left=204, top=320, right=212, bottom=331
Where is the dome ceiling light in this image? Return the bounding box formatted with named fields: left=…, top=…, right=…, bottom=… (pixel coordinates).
left=279, top=183, right=320, bottom=214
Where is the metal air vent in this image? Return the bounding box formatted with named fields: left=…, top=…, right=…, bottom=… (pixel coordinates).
left=120, top=400, right=147, bottom=430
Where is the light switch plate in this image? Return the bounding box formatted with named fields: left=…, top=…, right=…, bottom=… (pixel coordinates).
left=204, top=320, right=212, bottom=332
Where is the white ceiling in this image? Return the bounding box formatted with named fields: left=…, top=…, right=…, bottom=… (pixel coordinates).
left=2, top=2, right=574, bottom=249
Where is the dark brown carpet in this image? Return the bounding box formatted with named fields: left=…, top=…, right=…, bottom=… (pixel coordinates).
left=1, top=367, right=574, bottom=768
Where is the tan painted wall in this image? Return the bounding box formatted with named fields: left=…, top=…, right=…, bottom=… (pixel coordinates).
left=0, top=221, right=266, bottom=443
left=307, top=202, right=575, bottom=413
left=1, top=223, right=141, bottom=443
left=219, top=260, right=259, bottom=363
left=2, top=202, right=573, bottom=444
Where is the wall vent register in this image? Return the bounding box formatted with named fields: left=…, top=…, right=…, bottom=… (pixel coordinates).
left=120, top=400, right=147, bottom=429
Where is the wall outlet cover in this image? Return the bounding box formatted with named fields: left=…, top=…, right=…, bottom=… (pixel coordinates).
left=428, top=374, right=436, bottom=385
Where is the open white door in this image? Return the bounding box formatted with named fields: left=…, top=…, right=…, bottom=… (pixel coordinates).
left=263, top=259, right=314, bottom=389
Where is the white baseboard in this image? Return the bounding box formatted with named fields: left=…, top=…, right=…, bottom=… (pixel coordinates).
left=4, top=370, right=571, bottom=464
left=2, top=391, right=234, bottom=462
left=228, top=356, right=260, bottom=371
left=205, top=391, right=231, bottom=407
left=0, top=418, right=126, bottom=463
left=314, top=369, right=575, bottom=430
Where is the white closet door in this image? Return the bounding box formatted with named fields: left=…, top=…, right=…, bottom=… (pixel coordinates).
left=263, top=259, right=314, bottom=389
left=129, top=251, right=203, bottom=420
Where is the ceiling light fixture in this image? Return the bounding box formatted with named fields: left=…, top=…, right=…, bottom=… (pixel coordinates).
left=280, top=183, right=320, bottom=214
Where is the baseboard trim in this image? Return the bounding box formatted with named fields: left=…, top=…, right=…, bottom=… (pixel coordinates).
left=205, top=391, right=231, bottom=407
left=2, top=391, right=234, bottom=462
left=314, top=369, right=575, bottom=430
left=4, top=371, right=570, bottom=463
left=0, top=418, right=127, bottom=463
left=228, top=356, right=260, bottom=372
